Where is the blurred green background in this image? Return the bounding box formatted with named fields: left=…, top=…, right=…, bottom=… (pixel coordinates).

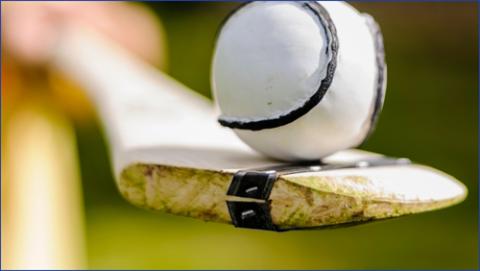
left=75, top=2, right=478, bottom=269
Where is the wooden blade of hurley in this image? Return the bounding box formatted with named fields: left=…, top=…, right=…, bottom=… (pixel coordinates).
left=51, top=27, right=467, bottom=231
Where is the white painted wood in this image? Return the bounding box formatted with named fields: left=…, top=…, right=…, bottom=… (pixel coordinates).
left=53, top=27, right=276, bottom=175
left=51, top=27, right=466, bottom=205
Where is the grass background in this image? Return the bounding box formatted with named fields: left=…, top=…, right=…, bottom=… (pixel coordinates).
left=75, top=2, right=478, bottom=269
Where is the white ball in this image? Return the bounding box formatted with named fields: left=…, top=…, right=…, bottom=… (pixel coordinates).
left=212, top=1, right=386, bottom=161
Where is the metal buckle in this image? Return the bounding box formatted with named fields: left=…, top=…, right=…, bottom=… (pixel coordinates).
left=227, top=171, right=277, bottom=199
left=226, top=201, right=276, bottom=231
left=226, top=170, right=278, bottom=231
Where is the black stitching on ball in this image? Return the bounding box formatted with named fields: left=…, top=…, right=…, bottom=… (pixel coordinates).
left=215, top=2, right=339, bottom=131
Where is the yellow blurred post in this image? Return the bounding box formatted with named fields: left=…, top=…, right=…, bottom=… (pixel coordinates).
left=1, top=101, right=87, bottom=269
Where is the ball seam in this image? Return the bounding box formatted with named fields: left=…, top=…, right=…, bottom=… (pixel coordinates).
left=217, top=1, right=339, bottom=131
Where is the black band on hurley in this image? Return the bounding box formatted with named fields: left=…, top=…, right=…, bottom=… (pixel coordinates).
left=226, top=157, right=411, bottom=231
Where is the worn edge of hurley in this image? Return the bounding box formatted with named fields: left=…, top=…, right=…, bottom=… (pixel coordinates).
left=116, top=163, right=467, bottom=231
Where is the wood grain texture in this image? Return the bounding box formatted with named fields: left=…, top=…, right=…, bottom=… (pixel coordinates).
left=119, top=163, right=466, bottom=230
